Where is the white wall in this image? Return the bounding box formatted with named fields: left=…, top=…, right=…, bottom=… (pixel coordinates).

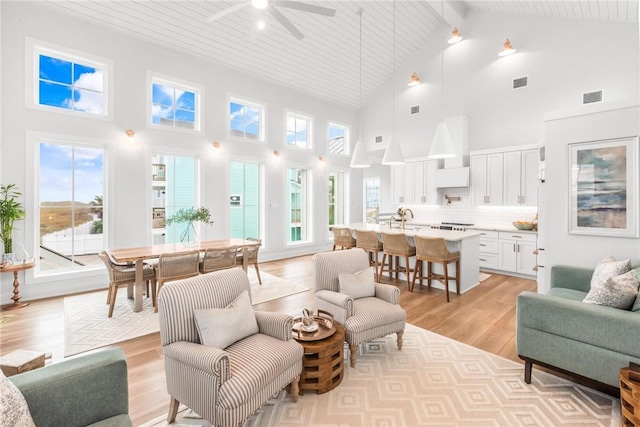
left=0, top=1, right=361, bottom=303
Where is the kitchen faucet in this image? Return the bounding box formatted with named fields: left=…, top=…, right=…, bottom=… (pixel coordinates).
left=401, top=208, right=414, bottom=230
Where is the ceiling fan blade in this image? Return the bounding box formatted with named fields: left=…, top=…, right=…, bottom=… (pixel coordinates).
left=269, top=7, right=305, bottom=40
left=276, top=1, right=336, bottom=17
left=206, top=2, right=250, bottom=22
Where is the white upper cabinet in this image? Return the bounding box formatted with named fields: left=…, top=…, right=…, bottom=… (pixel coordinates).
left=390, top=160, right=438, bottom=205
left=470, top=153, right=503, bottom=206
left=503, top=149, right=539, bottom=206
left=390, top=164, right=405, bottom=204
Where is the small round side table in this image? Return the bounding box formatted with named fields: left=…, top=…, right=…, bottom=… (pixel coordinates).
left=0, top=261, right=35, bottom=310
left=620, top=367, right=640, bottom=427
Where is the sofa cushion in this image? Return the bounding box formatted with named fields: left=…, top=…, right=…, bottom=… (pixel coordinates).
left=590, top=256, right=631, bottom=290
left=548, top=287, right=587, bottom=302
left=584, top=270, right=639, bottom=310
left=194, top=290, right=259, bottom=350
left=339, top=267, right=375, bottom=299
left=0, top=370, right=35, bottom=427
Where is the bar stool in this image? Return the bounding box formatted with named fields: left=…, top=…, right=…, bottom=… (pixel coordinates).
left=332, top=227, right=356, bottom=250
left=355, top=229, right=385, bottom=281
left=412, top=235, right=460, bottom=301
left=380, top=232, right=416, bottom=291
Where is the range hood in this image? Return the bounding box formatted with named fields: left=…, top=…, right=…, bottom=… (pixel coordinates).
left=435, top=167, right=470, bottom=188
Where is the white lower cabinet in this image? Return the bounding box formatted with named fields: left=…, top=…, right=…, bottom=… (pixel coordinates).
left=478, top=230, right=499, bottom=269
left=497, top=231, right=537, bottom=276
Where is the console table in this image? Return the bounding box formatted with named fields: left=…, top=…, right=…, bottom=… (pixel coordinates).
left=620, top=367, right=640, bottom=426
left=0, top=261, right=35, bottom=310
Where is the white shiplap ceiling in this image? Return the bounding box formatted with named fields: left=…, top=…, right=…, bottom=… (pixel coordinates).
left=43, top=0, right=638, bottom=110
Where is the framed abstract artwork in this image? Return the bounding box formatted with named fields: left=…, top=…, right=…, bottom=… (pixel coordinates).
left=569, top=137, right=639, bottom=237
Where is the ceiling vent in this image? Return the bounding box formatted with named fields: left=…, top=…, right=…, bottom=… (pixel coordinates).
left=375, top=136, right=383, bottom=143
left=513, top=76, right=528, bottom=89
left=583, top=90, right=603, bottom=105
left=410, top=105, right=420, bottom=114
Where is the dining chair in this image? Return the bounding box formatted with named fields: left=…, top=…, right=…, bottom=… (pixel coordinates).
left=199, top=245, right=237, bottom=274
left=355, top=229, right=386, bottom=281
left=412, top=235, right=460, bottom=301
left=332, top=227, right=356, bottom=251
left=380, top=232, right=416, bottom=291
left=98, top=251, right=156, bottom=317
left=237, top=238, right=262, bottom=285
left=153, top=250, right=200, bottom=312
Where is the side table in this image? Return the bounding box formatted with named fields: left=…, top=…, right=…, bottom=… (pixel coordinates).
left=0, top=261, right=35, bottom=310
left=620, top=367, right=640, bottom=426
left=294, top=322, right=345, bottom=395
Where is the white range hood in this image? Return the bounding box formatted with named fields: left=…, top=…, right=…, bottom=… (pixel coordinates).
left=435, top=115, right=469, bottom=188
left=435, top=167, right=470, bottom=188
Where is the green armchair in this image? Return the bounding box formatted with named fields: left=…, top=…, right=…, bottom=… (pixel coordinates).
left=9, top=347, right=131, bottom=427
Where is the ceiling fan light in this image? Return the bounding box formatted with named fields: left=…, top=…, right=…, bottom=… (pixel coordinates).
left=382, top=134, right=405, bottom=165
left=448, top=27, right=462, bottom=44
left=499, top=39, right=516, bottom=56
left=350, top=137, right=371, bottom=168
left=252, top=0, right=269, bottom=9
left=256, top=20, right=266, bottom=30
left=428, top=122, right=456, bottom=159
left=407, top=72, right=421, bottom=86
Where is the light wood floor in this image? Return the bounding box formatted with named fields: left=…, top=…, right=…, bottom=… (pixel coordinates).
left=0, top=254, right=536, bottom=426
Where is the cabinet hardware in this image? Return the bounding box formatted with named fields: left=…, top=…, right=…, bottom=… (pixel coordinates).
left=532, top=266, right=538, bottom=272
left=533, top=249, right=539, bottom=255
left=480, top=243, right=486, bottom=246
left=513, top=243, right=516, bottom=251
left=512, top=235, right=522, bottom=238
left=517, top=244, right=520, bottom=252
left=480, top=258, right=486, bottom=262
left=421, top=196, right=425, bottom=203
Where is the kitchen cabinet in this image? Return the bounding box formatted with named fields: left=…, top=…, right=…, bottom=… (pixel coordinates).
left=390, top=164, right=405, bottom=204
left=478, top=230, right=499, bottom=269
left=390, top=161, right=438, bottom=205
left=498, top=231, right=537, bottom=276
left=470, top=153, right=503, bottom=205
left=503, top=149, right=539, bottom=206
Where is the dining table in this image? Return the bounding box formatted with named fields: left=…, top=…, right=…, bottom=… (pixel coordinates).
left=109, top=238, right=261, bottom=312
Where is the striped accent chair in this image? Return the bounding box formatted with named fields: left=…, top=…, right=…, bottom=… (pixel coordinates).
left=313, top=248, right=406, bottom=368
left=157, top=268, right=303, bottom=427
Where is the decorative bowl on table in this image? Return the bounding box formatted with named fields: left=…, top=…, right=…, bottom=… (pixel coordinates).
left=513, top=221, right=534, bottom=230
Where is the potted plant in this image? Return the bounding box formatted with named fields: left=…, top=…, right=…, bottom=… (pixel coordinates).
left=166, top=207, right=214, bottom=245
left=0, top=184, right=27, bottom=259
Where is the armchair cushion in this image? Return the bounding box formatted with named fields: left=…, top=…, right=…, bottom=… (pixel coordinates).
left=194, top=290, right=259, bottom=350
left=1, top=370, right=34, bottom=427
left=583, top=269, right=639, bottom=310
left=346, top=297, right=406, bottom=338
left=338, top=267, right=375, bottom=299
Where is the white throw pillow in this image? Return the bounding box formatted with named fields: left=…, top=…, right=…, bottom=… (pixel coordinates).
left=590, top=256, right=631, bottom=291
left=338, top=267, right=376, bottom=299
left=194, top=290, right=259, bottom=349
left=0, top=370, right=35, bottom=427
left=584, top=270, right=640, bottom=310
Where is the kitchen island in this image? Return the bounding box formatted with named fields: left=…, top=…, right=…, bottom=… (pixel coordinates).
left=346, top=223, right=483, bottom=294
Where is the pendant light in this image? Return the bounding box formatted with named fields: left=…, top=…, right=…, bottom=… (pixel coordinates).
left=350, top=9, right=370, bottom=168
left=428, top=0, right=455, bottom=160
left=382, top=0, right=405, bottom=166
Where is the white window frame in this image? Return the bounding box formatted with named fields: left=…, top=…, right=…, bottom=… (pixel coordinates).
left=364, top=176, right=381, bottom=223
left=327, top=121, right=351, bottom=156
left=286, top=166, right=313, bottom=246
left=227, top=94, right=267, bottom=143
left=25, top=37, right=114, bottom=121
left=285, top=109, right=314, bottom=150
left=147, top=71, right=204, bottom=134
left=328, top=169, right=350, bottom=240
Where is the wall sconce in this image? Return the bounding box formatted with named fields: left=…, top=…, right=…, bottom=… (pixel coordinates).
left=273, top=150, right=281, bottom=161
left=125, top=129, right=136, bottom=145
left=407, top=72, right=421, bottom=87
left=448, top=27, right=462, bottom=44
left=499, top=39, right=516, bottom=56
left=318, top=156, right=326, bottom=166
left=212, top=141, right=222, bottom=155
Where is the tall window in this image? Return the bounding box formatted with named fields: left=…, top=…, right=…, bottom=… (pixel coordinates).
left=230, top=97, right=265, bottom=141
left=38, top=141, right=105, bottom=272
left=328, top=171, right=348, bottom=237
left=229, top=161, right=263, bottom=240
left=328, top=122, right=350, bottom=155
left=286, top=111, right=312, bottom=149
left=364, top=177, right=381, bottom=223
left=150, top=76, right=200, bottom=131
left=34, top=46, right=108, bottom=116
left=287, top=168, right=312, bottom=243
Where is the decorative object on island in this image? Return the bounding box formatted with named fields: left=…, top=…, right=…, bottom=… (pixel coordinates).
left=513, top=221, right=535, bottom=230
left=165, top=207, right=214, bottom=245
left=568, top=137, right=639, bottom=238
left=0, top=184, right=27, bottom=263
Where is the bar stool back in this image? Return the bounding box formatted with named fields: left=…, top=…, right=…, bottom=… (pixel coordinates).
left=332, top=227, right=356, bottom=250
left=380, top=232, right=416, bottom=291
left=412, top=236, right=460, bottom=301
left=355, top=229, right=385, bottom=281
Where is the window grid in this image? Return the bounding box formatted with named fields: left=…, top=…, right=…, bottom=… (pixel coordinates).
left=364, top=177, right=381, bottom=223
left=151, top=79, right=199, bottom=131
left=328, top=123, right=350, bottom=155
left=230, top=98, right=265, bottom=141
left=287, top=167, right=312, bottom=243
left=286, top=112, right=312, bottom=149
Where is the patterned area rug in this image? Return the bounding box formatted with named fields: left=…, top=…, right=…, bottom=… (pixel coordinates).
left=63, top=269, right=309, bottom=356
left=142, top=323, right=620, bottom=427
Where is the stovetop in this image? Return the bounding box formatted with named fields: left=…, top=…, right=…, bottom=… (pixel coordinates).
left=441, top=222, right=475, bottom=226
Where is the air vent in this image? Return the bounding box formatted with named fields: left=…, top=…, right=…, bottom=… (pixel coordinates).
left=410, top=105, right=420, bottom=114
left=583, top=90, right=603, bottom=104
left=513, top=76, right=528, bottom=89
left=375, top=136, right=383, bottom=143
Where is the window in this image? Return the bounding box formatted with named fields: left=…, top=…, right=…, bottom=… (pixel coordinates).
left=328, top=171, right=349, bottom=238
left=328, top=122, right=350, bottom=155
left=286, top=111, right=312, bottom=149
left=150, top=75, right=201, bottom=131
left=287, top=168, right=312, bottom=243
left=229, top=161, right=263, bottom=240
left=364, top=177, right=381, bottom=223
left=38, top=141, right=106, bottom=273
left=28, top=38, right=113, bottom=119
left=230, top=97, right=265, bottom=141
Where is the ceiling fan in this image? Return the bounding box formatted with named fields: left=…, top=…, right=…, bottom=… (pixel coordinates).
left=206, top=0, right=337, bottom=41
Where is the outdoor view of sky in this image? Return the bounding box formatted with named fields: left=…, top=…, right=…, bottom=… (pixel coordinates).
left=230, top=102, right=260, bottom=138
left=152, top=83, right=195, bottom=128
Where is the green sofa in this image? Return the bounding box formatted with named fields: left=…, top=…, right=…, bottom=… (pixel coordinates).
left=516, top=265, right=640, bottom=391
left=9, top=347, right=132, bottom=427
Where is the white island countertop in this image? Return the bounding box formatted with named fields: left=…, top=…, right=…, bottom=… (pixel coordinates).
left=347, top=223, right=484, bottom=241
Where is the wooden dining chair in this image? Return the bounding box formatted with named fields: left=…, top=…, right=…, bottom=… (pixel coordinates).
left=412, top=235, right=460, bottom=301
left=153, top=250, right=200, bottom=312
left=237, top=238, right=262, bottom=285
left=199, top=245, right=237, bottom=274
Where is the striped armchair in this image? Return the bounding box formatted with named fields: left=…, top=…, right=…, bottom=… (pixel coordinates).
left=313, top=248, right=406, bottom=368
left=157, top=268, right=303, bottom=427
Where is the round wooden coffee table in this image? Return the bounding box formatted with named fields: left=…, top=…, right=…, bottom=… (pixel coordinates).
left=293, top=321, right=345, bottom=395
left=620, top=367, right=640, bottom=426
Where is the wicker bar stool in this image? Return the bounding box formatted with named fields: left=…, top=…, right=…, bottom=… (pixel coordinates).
left=412, top=235, right=460, bottom=301
left=153, top=250, right=200, bottom=312
left=355, top=229, right=385, bottom=281
left=332, top=227, right=356, bottom=251
left=380, top=232, right=416, bottom=291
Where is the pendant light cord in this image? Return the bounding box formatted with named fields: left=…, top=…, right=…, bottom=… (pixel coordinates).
left=392, top=0, right=396, bottom=133
left=440, top=0, right=445, bottom=121
left=358, top=9, right=363, bottom=136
